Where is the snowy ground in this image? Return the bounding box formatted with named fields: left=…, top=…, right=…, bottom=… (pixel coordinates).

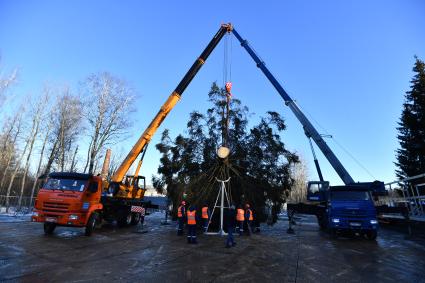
left=1, top=212, right=425, bottom=282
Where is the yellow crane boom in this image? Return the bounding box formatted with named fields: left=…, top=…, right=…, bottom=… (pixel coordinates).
left=110, top=23, right=232, bottom=197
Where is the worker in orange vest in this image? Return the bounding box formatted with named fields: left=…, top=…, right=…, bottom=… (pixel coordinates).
left=236, top=205, right=245, bottom=236
left=201, top=204, right=210, bottom=233
left=186, top=206, right=197, bottom=244
left=177, top=201, right=186, bottom=236
left=245, top=203, right=254, bottom=236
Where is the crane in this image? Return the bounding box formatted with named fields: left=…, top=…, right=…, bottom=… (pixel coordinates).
left=108, top=23, right=233, bottom=198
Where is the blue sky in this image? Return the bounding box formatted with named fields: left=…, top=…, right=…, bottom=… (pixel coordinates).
left=1, top=0, right=424, bottom=185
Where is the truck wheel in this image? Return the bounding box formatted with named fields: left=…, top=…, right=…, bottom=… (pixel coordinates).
left=364, top=230, right=377, bottom=240
left=85, top=213, right=97, bottom=236
left=117, top=212, right=132, bottom=227
left=317, top=215, right=327, bottom=230
left=130, top=213, right=140, bottom=225
left=44, top=222, right=56, bottom=235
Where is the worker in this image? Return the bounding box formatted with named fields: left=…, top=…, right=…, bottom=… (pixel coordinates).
left=225, top=205, right=237, bottom=248
left=201, top=204, right=210, bottom=233
left=186, top=205, right=197, bottom=244
left=236, top=205, right=245, bottom=236
left=177, top=201, right=186, bottom=236
left=245, top=203, right=254, bottom=236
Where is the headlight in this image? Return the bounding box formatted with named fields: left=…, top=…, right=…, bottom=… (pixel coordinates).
left=69, top=214, right=79, bottom=220
left=32, top=211, right=39, bottom=217
left=370, top=219, right=378, bottom=224
left=332, top=218, right=340, bottom=223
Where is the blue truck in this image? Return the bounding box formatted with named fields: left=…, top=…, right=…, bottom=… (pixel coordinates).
left=314, top=184, right=380, bottom=239
left=327, top=187, right=378, bottom=239
left=231, top=28, right=388, bottom=239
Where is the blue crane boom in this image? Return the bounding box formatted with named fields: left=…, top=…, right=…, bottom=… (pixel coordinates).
left=231, top=28, right=355, bottom=185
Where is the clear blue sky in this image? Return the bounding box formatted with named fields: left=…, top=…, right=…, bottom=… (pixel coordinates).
left=1, top=0, right=424, bottom=185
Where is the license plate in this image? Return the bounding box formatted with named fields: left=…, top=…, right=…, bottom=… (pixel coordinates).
left=350, top=222, right=361, bottom=227
left=45, top=217, right=57, bottom=223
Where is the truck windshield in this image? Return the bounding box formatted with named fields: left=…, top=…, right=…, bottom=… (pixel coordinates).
left=44, top=178, right=87, bottom=192
left=330, top=191, right=371, bottom=201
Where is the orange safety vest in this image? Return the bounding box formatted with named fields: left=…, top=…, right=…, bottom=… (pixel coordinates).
left=202, top=207, right=209, bottom=219
left=178, top=206, right=184, bottom=218
left=187, top=210, right=196, bottom=225
left=247, top=209, right=253, bottom=221
left=236, top=208, right=245, bottom=221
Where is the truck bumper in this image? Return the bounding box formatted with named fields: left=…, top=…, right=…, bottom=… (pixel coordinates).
left=31, top=210, right=88, bottom=227
left=329, top=218, right=378, bottom=232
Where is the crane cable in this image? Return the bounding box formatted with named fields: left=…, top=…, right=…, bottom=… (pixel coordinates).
left=222, top=33, right=233, bottom=147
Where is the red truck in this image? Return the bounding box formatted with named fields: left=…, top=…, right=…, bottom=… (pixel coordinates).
left=32, top=172, right=146, bottom=235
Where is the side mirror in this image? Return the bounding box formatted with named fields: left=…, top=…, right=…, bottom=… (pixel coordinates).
left=89, top=182, right=98, bottom=193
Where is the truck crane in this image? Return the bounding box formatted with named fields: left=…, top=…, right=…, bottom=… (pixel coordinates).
left=32, top=23, right=392, bottom=238
left=231, top=29, right=388, bottom=240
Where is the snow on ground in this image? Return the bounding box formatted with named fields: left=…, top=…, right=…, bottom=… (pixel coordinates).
left=0, top=214, right=31, bottom=222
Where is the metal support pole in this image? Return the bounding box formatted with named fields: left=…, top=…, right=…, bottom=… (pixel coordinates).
left=219, top=181, right=225, bottom=235
left=205, top=177, right=231, bottom=236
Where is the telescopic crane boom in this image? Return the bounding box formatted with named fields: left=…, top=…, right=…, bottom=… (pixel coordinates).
left=231, top=28, right=355, bottom=185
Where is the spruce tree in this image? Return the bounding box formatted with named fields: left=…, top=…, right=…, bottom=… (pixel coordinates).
left=395, top=57, right=425, bottom=179
left=154, top=82, right=298, bottom=223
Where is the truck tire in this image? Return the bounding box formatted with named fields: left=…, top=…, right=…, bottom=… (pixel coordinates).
left=117, top=211, right=132, bottom=227
left=130, top=213, right=140, bottom=225
left=44, top=222, right=56, bottom=235
left=364, top=230, right=377, bottom=240
left=316, top=214, right=327, bottom=230
left=85, top=213, right=97, bottom=236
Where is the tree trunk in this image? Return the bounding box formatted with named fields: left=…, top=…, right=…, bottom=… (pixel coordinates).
left=18, top=120, right=41, bottom=208
left=70, top=146, right=79, bottom=172
left=0, top=118, right=23, bottom=191
left=30, top=125, right=50, bottom=206
left=5, top=138, right=31, bottom=211
left=83, top=140, right=92, bottom=173
left=42, top=137, right=59, bottom=178
left=88, top=150, right=96, bottom=174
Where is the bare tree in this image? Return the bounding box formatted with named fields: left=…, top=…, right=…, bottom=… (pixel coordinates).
left=0, top=105, right=25, bottom=192
left=30, top=120, right=51, bottom=204
left=18, top=94, right=49, bottom=207
left=42, top=88, right=82, bottom=176
left=81, top=72, right=134, bottom=174
left=0, top=57, right=18, bottom=108
left=69, top=145, right=79, bottom=172
left=289, top=155, right=309, bottom=203
left=108, top=148, right=125, bottom=180
left=5, top=102, right=37, bottom=208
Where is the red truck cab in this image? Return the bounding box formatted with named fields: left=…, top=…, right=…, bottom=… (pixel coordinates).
left=32, top=172, right=103, bottom=236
